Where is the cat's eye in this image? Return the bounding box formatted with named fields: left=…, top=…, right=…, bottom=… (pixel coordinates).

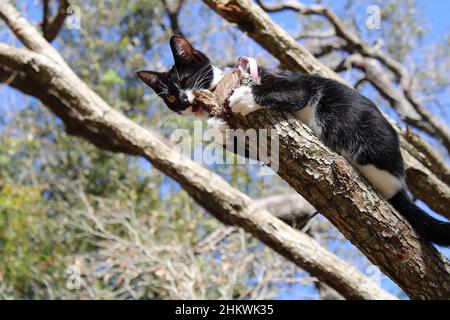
left=167, top=95, right=176, bottom=103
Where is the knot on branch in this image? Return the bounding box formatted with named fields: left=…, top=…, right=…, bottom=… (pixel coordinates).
left=332, top=157, right=357, bottom=194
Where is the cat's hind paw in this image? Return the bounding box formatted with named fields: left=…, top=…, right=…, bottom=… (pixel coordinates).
left=228, top=86, right=262, bottom=116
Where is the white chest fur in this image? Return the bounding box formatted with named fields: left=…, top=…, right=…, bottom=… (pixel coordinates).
left=295, top=105, right=322, bottom=136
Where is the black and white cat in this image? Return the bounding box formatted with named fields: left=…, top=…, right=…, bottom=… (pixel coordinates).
left=137, top=36, right=450, bottom=246
left=137, top=35, right=224, bottom=116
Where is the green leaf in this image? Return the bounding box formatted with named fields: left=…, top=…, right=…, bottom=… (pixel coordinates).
left=100, top=69, right=124, bottom=86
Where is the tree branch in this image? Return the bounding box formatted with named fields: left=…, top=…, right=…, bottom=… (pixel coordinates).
left=41, top=0, right=70, bottom=42
left=161, top=0, right=184, bottom=36
left=0, top=1, right=67, bottom=66
left=0, top=49, right=394, bottom=302
left=202, top=0, right=450, bottom=220
left=327, top=53, right=435, bottom=135
left=303, top=38, right=346, bottom=58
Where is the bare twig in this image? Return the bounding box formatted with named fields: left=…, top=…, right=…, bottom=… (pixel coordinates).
left=41, top=0, right=70, bottom=42
left=161, top=0, right=184, bottom=36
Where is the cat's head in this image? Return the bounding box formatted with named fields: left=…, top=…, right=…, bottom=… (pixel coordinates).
left=137, top=35, right=223, bottom=115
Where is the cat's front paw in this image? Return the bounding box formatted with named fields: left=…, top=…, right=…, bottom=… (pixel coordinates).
left=207, top=117, right=230, bottom=133
left=228, top=86, right=262, bottom=116
left=207, top=117, right=230, bottom=145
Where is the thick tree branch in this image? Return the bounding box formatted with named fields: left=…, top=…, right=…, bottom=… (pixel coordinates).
left=0, top=2, right=396, bottom=300
left=402, top=151, right=450, bottom=219
left=401, top=130, right=450, bottom=187
left=202, top=0, right=450, bottom=220
left=204, top=0, right=343, bottom=81
left=257, top=193, right=342, bottom=299
left=0, top=50, right=393, bottom=303
left=0, top=65, right=137, bottom=155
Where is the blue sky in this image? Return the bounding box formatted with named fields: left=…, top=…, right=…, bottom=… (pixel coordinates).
left=417, top=0, right=450, bottom=41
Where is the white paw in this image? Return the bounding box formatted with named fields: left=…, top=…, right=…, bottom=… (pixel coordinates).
left=207, top=117, right=230, bottom=133
left=207, top=117, right=230, bottom=145
left=228, top=86, right=262, bottom=116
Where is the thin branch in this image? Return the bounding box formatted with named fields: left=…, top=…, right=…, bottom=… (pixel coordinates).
left=254, top=193, right=317, bottom=228
left=41, top=0, right=70, bottom=42
left=330, top=53, right=435, bottom=135
left=41, top=0, right=50, bottom=37
left=161, top=0, right=184, bottom=36
left=303, top=38, right=346, bottom=58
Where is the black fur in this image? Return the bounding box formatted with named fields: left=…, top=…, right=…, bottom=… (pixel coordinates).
left=252, top=68, right=404, bottom=178
left=136, top=35, right=215, bottom=114
left=249, top=68, right=450, bottom=246
left=389, top=190, right=450, bottom=245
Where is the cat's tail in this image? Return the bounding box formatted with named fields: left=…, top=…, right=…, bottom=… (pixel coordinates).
left=389, top=190, right=450, bottom=246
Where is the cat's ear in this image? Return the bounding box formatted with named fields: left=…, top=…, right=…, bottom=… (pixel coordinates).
left=136, top=70, right=166, bottom=94
left=170, top=35, right=209, bottom=67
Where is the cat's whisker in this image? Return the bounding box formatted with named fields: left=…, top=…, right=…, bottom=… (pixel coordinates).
left=189, top=64, right=209, bottom=89
left=174, top=67, right=181, bottom=81
left=191, top=65, right=212, bottom=90
left=194, top=72, right=211, bottom=90
left=155, top=78, right=168, bottom=91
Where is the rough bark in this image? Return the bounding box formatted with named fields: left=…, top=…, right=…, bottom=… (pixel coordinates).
left=0, top=1, right=396, bottom=300
left=202, top=0, right=450, bottom=220
left=204, top=0, right=342, bottom=81
left=400, top=131, right=450, bottom=186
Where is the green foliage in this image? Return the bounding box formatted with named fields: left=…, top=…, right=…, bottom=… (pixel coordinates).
left=101, top=69, right=124, bottom=86
left=0, top=184, right=68, bottom=297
